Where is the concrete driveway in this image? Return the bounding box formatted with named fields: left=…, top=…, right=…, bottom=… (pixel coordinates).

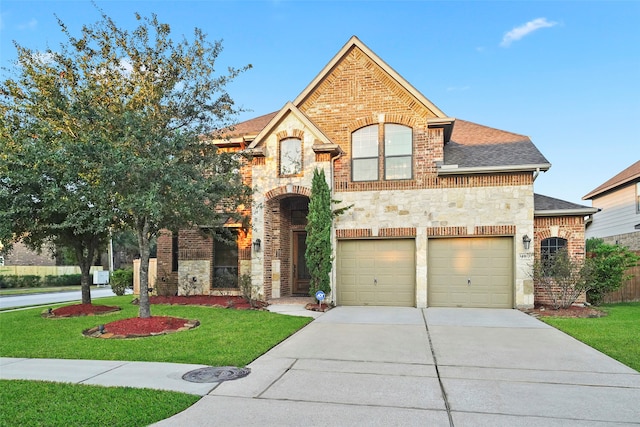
left=154, top=307, right=640, bottom=426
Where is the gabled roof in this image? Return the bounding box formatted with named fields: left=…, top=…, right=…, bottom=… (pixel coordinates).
left=248, top=102, right=334, bottom=151
left=293, top=36, right=448, bottom=119
left=439, top=120, right=551, bottom=174
left=534, top=193, right=599, bottom=217
left=583, top=160, right=640, bottom=200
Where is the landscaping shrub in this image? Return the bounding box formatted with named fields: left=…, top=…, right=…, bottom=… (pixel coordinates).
left=110, top=269, right=133, bottom=296
left=0, top=275, right=42, bottom=288
left=43, top=274, right=82, bottom=287
left=586, top=243, right=640, bottom=306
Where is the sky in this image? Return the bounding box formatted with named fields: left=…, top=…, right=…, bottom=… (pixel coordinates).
left=1, top=0, right=638, bottom=205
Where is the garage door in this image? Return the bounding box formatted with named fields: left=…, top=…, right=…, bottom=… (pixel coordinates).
left=428, top=237, right=513, bottom=308
left=337, top=239, right=415, bottom=306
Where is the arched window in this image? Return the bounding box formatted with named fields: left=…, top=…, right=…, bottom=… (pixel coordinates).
left=352, top=125, right=378, bottom=181
left=540, top=237, right=567, bottom=274
left=280, top=138, right=302, bottom=176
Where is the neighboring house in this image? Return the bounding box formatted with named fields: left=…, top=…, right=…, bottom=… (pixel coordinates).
left=583, top=160, right=640, bottom=250
left=156, top=36, right=596, bottom=309
left=0, top=241, right=56, bottom=266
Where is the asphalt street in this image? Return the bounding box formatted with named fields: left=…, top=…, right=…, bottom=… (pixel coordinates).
left=0, top=287, right=125, bottom=310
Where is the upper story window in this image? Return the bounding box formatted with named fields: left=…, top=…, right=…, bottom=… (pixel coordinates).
left=352, top=125, right=379, bottom=181
left=352, top=123, right=413, bottom=182
left=280, top=138, right=302, bottom=176
left=384, top=124, right=412, bottom=180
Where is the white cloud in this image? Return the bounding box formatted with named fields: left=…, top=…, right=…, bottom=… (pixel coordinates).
left=500, top=18, right=557, bottom=47
left=17, top=18, right=38, bottom=31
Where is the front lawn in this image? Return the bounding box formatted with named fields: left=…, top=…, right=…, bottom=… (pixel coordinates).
left=0, top=296, right=313, bottom=427
left=0, top=380, right=199, bottom=427
left=542, top=302, right=640, bottom=372
left=0, top=295, right=312, bottom=366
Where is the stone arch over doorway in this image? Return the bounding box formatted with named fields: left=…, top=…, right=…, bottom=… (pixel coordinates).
left=263, top=187, right=311, bottom=299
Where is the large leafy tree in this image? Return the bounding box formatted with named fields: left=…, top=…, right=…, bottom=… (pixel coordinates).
left=1, top=9, right=251, bottom=317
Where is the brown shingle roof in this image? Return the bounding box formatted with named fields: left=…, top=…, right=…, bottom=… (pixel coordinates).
left=583, top=160, right=640, bottom=200
left=223, top=112, right=278, bottom=138
left=451, top=119, right=530, bottom=145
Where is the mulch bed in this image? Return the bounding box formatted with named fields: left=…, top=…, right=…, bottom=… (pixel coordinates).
left=522, top=305, right=607, bottom=318
left=305, top=302, right=332, bottom=312
left=138, top=295, right=268, bottom=310
left=42, top=304, right=121, bottom=318
left=83, top=316, right=200, bottom=339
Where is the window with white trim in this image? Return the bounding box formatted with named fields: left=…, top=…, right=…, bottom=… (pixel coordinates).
left=280, top=138, right=302, bottom=176
left=636, top=182, right=640, bottom=214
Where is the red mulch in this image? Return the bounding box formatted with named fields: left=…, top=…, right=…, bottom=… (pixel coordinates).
left=146, top=295, right=266, bottom=310
left=44, top=304, right=121, bottom=318
left=105, top=316, right=190, bottom=335
left=83, top=316, right=200, bottom=339
left=522, top=305, right=607, bottom=318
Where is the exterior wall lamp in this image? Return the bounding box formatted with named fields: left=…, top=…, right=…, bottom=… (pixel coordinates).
left=522, top=235, right=531, bottom=250
left=253, top=239, right=261, bottom=252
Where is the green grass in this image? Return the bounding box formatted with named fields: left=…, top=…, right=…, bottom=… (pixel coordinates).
left=0, top=295, right=312, bottom=366
left=0, top=380, right=199, bottom=427
left=0, top=296, right=313, bottom=426
left=542, top=302, right=640, bottom=372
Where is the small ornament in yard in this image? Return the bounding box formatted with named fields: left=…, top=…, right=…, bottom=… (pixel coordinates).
left=315, top=290, right=325, bottom=310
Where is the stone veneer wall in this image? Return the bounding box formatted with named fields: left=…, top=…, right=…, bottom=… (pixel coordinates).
left=333, top=185, right=535, bottom=308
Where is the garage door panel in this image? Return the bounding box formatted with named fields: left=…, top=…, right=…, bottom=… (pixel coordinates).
left=428, top=237, right=513, bottom=309
left=338, top=239, right=415, bottom=307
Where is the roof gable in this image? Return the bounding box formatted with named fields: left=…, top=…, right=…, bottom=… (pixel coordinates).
left=248, top=102, right=333, bottom=150
left=293, top=36, right=448, bottom=119
left=583, top=160, right=640, bottom=200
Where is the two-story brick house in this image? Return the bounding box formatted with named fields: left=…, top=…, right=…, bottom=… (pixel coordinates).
left=156, top=36, right=596, bottom=309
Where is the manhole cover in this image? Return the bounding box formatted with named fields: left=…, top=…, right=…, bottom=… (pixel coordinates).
left=182, top=366, right=251, bottom=383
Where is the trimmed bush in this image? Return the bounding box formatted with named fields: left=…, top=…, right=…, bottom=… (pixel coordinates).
left=111, top=269, right=133, bottom=296
left=0, top=275, right=42, bottom=289
left=43, top=274, right=82, bottom=287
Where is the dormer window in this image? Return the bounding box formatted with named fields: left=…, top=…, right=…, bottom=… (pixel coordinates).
left=280, top=138, right=302, bottom=176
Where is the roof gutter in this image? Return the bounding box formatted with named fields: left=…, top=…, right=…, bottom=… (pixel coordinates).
left=534, top=208, right=599, bottom=217
left=438, top=163, right=551, bottom=176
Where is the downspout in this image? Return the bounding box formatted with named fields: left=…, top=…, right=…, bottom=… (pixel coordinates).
left=329, top=149, right=344, bottom=305
left=533, top=167, right=540, bottom=181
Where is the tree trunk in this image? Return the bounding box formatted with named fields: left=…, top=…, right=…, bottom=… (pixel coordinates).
left=136, top=218, right=152, bottom=318
left=75, top=243, right=96, bottom=305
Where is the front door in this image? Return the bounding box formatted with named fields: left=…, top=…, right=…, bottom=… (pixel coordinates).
left=292, top=231, right=310, bottom=295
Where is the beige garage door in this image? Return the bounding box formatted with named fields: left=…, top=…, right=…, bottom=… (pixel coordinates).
left=337, top=239, right=415, bottom=307
left=428, top=237, right=513, bottom=308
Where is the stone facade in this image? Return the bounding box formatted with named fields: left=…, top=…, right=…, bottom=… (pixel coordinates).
left=600, top=231, right=640, bottom=251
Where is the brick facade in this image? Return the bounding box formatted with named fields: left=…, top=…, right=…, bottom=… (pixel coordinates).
left=533, top=216, right=588, bottom=306
left=158, top=37, right=585, bottom=309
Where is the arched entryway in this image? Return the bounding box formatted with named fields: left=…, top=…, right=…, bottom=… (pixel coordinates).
left=263, top=192, right=310, bottom=299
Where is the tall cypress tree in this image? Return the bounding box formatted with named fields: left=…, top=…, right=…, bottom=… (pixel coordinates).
left=305, top=168, right=333, bottom=300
